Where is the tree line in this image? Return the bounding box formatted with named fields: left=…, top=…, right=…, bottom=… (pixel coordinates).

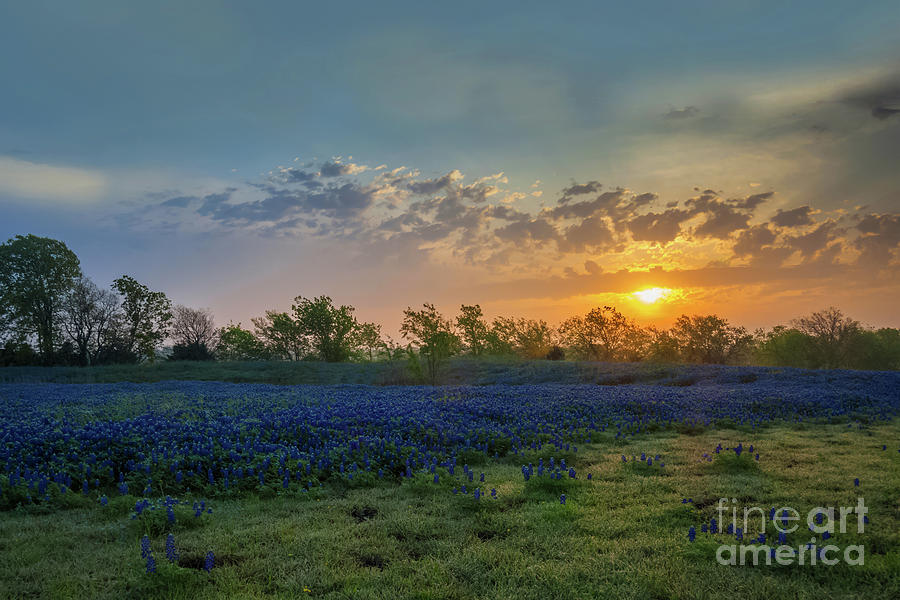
left=2, top=234, right=899, bottom=375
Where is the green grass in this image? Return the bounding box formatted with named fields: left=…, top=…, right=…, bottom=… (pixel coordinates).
left=1, top=421, right=897, bottom=599
left=0, top=357, right=832, bottom=386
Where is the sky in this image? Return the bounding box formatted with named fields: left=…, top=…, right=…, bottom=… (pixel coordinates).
left=2, top=1, right=899, bottom=335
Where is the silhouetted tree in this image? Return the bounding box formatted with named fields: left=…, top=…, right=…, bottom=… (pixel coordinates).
left=216, top=322, right=270, bottom=361
left=559, top=306, right=634, bottom=361
left=352, top=321, right=386, bottom=361
left=791, top=307, right=860, bottom=369
left=172, top=305, right=217, bottom=351
left=670, top=314, right=753, bottom=364
left=252, top=310, right=307, bottom=360
left=456, top=304, right=489, bottom=356
left=0, top=234, right=82, bottom=363
left=112, top=275, right=173, bottom=362
left=61, top=276, right=122, bottom=366
left=401, top=303, right=460, bottom=385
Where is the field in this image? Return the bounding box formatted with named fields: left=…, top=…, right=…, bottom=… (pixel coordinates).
left=1, top=366, right=899, bottom=599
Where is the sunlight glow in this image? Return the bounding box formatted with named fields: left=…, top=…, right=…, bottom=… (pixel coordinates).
left=632, top=287, right=672, bottom=304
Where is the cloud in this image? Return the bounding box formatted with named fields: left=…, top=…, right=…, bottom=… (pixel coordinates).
left=0, top=156, right=107, bottom=203
left=840, top=73, right=900, bottom=120
left=771, top=205, right=814, bottom=228
left=627, top=208, right=692, bottom=244
left=663, top=106, right=699, bottom=119
left=854, top=213, right=900, bottom=264
left=559, top=180, right=602, bottom=202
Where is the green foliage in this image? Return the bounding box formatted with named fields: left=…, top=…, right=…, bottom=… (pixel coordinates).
left=111, top=275, right=173, bottom=362
left=559, top=305, right=636, bottom=361
left=456, top=304, right=489, bottom=356
left=0, top=234, right=82, bottom=361
left=215, top=323, right=270, bottom=361
left=670, top=313, right=753, bottom=364
left=400, top=303, right=461, bottom=385
left=291, top=295, right=358, bottom=362
left=251, top=310, right=306, bottom=361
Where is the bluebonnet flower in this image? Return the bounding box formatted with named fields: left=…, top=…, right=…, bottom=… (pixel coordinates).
left=688, top=526, right=695, bottom=542
left=100, top=495, right=108, bottom=506
left=165, top=533, right=178, bottom=563
left=854, top=478, right=859, bottom=487
left=560, top=494, right=566, bottom=505
left=204, top=551, right=214, bottom=572
left=778, top=531, right=786, bottom=545
left=146, top=553, right=157, bottom=574
left=140, top=535, right=151, bottom=559
left=490, top=488, right=497, bottom=498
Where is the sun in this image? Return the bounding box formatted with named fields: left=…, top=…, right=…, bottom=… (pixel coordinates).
left=632, top=287, right=672, bottom=304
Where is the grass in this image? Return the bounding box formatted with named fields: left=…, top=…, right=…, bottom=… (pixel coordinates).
left=1, top=420, right=897, bottom=599
left=0, top=357, right=878, bottom=386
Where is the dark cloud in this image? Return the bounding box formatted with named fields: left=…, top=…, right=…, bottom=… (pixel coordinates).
left=771, top=205, right=814, bottom=228
left=559, top=180, right=602, bottom=203
left=407, top=170, right=461, bottom=195
left=731, top=192, right=774, bottom=211
left=495, top=218, right=560, bottom=246
left=840, top=73, right=900, bottom=120
left=627, top=209, right=692, bottom=244
left=787, top=221, right=841, bottom=259
left=160, top=195, right=195, bottom=208
left=686, top=195, right=751, bottom=239
left=732, top=224, right=777, bottom=257
left=560, top=215, right=615, bottom=252
left=279, top=168, right=317, bottom=183
left=855, top=213, right=900, bottom=263
left=319, top=161, right=358, bottom=177
left=550, top=189, right=628, bottom=220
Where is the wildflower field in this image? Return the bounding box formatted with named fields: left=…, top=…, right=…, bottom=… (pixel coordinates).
left=1, top=366, right=898, bottom=599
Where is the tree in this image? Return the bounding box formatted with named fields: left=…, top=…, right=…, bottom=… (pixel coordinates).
left=0, top=234, right=82, bottom=362
left=353, top=321, right=386, bottom=361
left=754, top=326, right=814, bottom=368
left=513, top=318, right=555, bottom=359
left=216, top=322, right=270, bottom=361
left=559, top=306, right=634, bottom=361
left=400, top=303, right=461, bottom=385
left=61, top=276, right=121, bottom=366
left=292, top=296, right=358, bottom=362
left=485, top=316, right=518, bottom=356
left=670, top=314, right=753, bottom=364
left=456, top=304, right=489, bottom=356
left=645, top=327, right=681, bottom=363
left=791, top=307, right=860, bottom=369
left=252, top=310, right=307, bottom=361
left=172, top=305, right=217, bottom=349
left=111, top=275, right=173, bottom=362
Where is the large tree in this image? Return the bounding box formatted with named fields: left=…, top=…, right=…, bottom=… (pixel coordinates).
left=0, top=234, right=82, bottom=362
left=111, top=275, right=172, bottom=361
left=61, top=276, right=121, bottom=365
left=456, top=304, right=489, bottom=356
left=401, top=303, right=460, bottom=384
left=216, top=322, right=270, bottom=361
left=559, top=306, right=634, bottom=361
left=791, top=307, right=860, bottom=369
left=670, top=314, right=753, bottom=365
left=252, top=310, right=307, bottom=361
left=292, top=295, right=358, bottom=362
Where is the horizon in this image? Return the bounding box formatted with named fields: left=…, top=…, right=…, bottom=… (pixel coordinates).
left=2, top=1, right=899, bottom=335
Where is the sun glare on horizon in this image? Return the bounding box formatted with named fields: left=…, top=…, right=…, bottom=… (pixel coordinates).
left=632, top=287, right=672, bottom=304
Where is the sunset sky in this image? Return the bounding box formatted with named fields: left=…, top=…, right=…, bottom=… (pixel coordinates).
left=2, top=1, right=899, bottom=335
